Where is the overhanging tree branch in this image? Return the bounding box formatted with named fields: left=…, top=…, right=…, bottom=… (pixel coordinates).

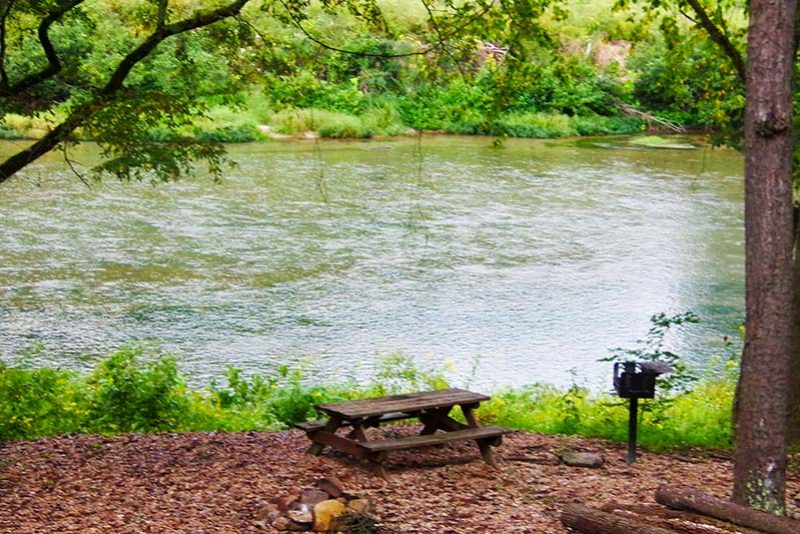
left=0, top=0, right=250, bottom=184
left=683, top=0, right=746, bottom=83
left=0, top=0, right=85, bottom=96
left=0, top=0, right=17, bottom=88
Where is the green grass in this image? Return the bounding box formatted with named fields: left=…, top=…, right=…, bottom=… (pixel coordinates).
left=0, top=345, right=735, bottom=451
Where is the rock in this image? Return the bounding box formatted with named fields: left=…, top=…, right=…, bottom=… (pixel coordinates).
left=559, top=451, right=604, bottom=468
left=272, top=516, right=309, bottom=532
left=288, top=510, right=313, bottom=525
left=316, top=476, right=345, bottom=498
left=346, top=498, right=375, bottom=515
left=300, top=488, right=330, bottom=508
left=271, top=517, right=293, bottom=531
left=312, top=499, right=347, bottom=532
left=254, top=504, right=281, bottom=527
left=273, top=494, right=300, bottom=512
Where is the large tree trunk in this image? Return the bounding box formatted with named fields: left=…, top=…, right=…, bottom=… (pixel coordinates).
left=733, top=0, right=796, bottom=513
left=791, top=214, right=800, bottom=445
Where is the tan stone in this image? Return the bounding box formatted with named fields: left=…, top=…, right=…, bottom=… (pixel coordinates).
left=345, top=498, right=375, bottom=515
left=312, top=499, right=346, bottom=532
left=288, top=510, right=313, bottom=525
left=560, top=451, right=604, bottom=468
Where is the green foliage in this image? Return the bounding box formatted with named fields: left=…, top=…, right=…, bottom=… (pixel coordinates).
left=478, top=377, right=734, bottom=449
left=628, top=34, right=744, bottom=140
left=601, top=311, right=701, bottom=393
left=0, top=334, right=738, bottom=452
left=85, top=346, right=189, bottom=433
left=0, top=346, right=87, bottom=440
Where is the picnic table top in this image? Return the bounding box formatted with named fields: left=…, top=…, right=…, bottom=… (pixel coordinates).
left=315, top=388, right=490, bottom=420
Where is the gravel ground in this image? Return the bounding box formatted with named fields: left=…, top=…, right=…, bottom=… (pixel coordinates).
left=1, top=426, right=798, bottom=533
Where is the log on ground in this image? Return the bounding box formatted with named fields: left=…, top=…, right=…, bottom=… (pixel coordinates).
left=599, top=502, right=764, bottom=534
left=560, top=503, right=679, bottom=534
left=655, top=485, right=800, bottom=534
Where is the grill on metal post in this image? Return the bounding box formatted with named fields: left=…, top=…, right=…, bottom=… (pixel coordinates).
left=612, top=361, right=673, bottom=463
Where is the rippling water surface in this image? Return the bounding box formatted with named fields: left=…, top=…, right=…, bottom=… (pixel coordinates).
left=0, top=136, right=744, bottom=389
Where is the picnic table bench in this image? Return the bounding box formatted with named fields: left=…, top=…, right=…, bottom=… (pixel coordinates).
left=295, top=388, right=510, bottom=479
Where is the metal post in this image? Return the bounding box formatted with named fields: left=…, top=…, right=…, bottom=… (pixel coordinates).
left=626, top=396, right=638, bottom=464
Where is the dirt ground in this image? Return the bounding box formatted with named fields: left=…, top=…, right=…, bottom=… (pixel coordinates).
left=1, top=426, right=798, bottom=533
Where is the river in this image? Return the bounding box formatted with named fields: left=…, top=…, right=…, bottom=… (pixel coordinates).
left=0, top=135, right=744, bottom=389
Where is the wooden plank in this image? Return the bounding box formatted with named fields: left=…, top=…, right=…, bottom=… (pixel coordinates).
left=294, top=412, right=409, bottom=433
left=316, top=388, right=490, bottom=419
left=310, top=431, right=369, bottom=458
left=357, top=425, right=510, bottom=452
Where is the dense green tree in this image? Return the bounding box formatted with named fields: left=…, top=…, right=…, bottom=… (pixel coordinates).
left=0, top=0, right=254, bottom=185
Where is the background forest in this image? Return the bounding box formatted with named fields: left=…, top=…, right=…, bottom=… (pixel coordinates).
left=1, top=0, right=745, bottom=143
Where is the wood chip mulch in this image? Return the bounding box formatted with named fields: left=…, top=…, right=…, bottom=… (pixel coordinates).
left=1, top=426, right=798, bottom=533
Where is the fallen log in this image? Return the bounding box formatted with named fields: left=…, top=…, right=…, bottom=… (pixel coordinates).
left=655, top=485, right=800, bottom=534
left=560, top=503, right=679, bottom=534
left=600, top=502, right=764, bottom=534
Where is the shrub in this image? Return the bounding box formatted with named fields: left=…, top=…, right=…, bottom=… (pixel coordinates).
left=86, top=346, right=189, bottom=433
left=0, top=351, right=87, bottom=440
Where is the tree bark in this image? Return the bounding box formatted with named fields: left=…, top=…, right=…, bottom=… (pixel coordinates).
left=560, top=504, right=679, bottom=534
left=656, top=485, right=800, bottom=534
left=599, top=502, right=765, bottom=534
left=733, top=0, right=796, bottom=512
left=790, top=214, right=800, bottom=445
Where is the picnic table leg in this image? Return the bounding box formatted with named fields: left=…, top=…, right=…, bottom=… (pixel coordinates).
left=418, top=412, right=440, bottom=435
left=368, top=452, right=389, bottom=481
left=307, top=418, right=342, bottom=455
left=349, top=423, right=368, bottom=442
left=461, top=404, right=498, bottom=468
left=419, top=408, right=467, bottom=435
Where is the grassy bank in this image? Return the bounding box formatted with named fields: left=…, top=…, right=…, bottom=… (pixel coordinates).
left=0, top=344, right=735, bottom=451
left=0, top=100, right=644, bottom=143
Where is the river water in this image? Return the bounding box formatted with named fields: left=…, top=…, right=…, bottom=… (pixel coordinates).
left=0, top=136, right=744, bottom=389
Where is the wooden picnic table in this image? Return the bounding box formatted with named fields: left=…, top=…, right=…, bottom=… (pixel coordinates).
left=295, top=388, right=510, bottom=479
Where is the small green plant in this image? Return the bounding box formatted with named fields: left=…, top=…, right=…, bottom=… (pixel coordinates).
left=342, top=512, right=381, bottom=534
left=268, top=365, right=331, bottom=427
left=601, top=311, right=701, bottom=394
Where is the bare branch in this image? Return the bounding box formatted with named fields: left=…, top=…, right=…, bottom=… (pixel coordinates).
left=62, top=142, right=91, bottom=189
left=421, top=0, right=466, bottom=77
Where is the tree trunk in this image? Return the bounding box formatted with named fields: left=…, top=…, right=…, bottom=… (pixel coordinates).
left=790, top=213, right=800, bottom=445
left=560, top=504, right=679, bottom=534
left=656, top=486, right=800, bottom=534
left=734, top=0, right=796, bottom=512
